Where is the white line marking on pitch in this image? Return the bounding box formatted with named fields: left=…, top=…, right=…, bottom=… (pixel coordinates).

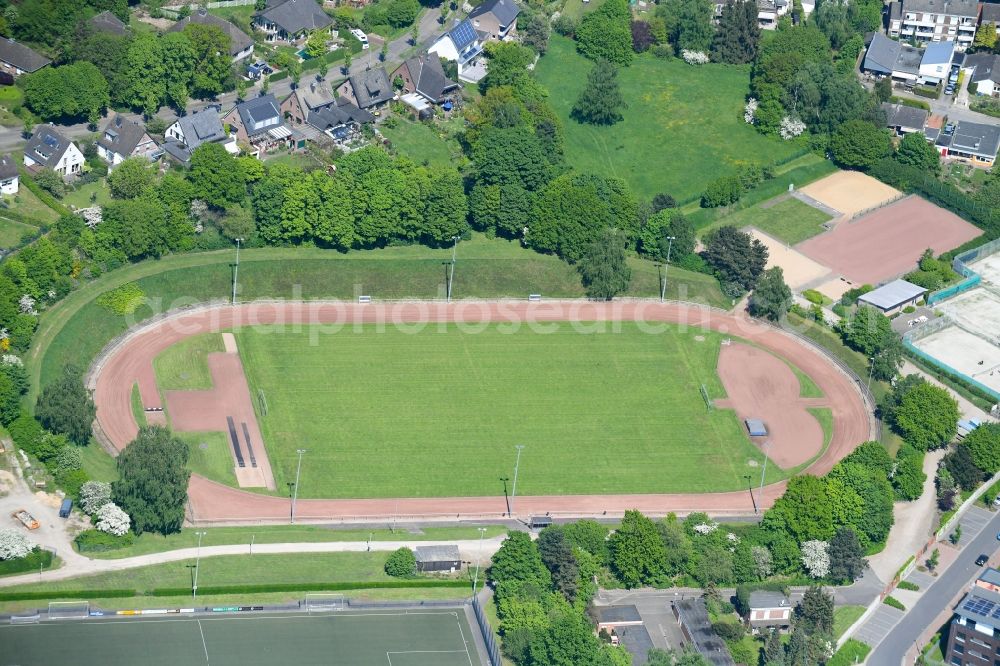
left=198, top=620, right=211, bottom=666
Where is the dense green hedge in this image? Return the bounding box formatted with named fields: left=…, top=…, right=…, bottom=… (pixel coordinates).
left=889, top=96, right=931, bottom=111
left=16, top=168, right=71, bottom=217
left=0, top=588, right=135, bottom=601
left=151, top=579, right=470, bottom=597
left=0, top=548, right=53, bottom=577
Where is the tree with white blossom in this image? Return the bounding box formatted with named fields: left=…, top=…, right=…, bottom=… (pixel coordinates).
left=801, top=540, right=830, bottom=578
left=744, top=98, right=758, bottom=125
left=751, top=545, right=773, bottom=579
left=780, top=116, right=807, bottom=140
left=1, top=354, right=21, bottom=367
left=96, top=502, right=131, bottom=537
left=693, top=521, right=718, bottom=535
left=0, top=527, right=32, bottom=559
left=18, top=295, right=36, bottom=315
left=80, top=480, right=113, bottom=515
left=682, top=50, right=710, bottom=65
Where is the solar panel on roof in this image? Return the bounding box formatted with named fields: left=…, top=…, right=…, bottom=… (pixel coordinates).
left=450, top=21, right=476, bottom=48
left=43, top=135, right=58, bottom=147
left=963, top=597, right=997, bottom=617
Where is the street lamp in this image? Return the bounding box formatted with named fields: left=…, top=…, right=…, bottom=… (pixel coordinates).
left=744, top=474, right=757, bottom=514
left=500, top=476, right=510, bottom=516
left=232, top=238, right=243, bottom=305
left=192, top=530, right=207, bottom=598
left=447, top=235, right=460, bottom=303
left=757, top=439, right=771, bottom=512
left=662, top=236, right=676, bottom=302
left=286, top=482, right=295, bottom=522
left=472, top=527, right=487, bottom=595
left=290, top=449, right=306, bottom=523
left=511, top=445, right=525, bottom=518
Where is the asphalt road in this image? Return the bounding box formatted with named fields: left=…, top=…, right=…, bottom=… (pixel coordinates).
left=867, top=509, right=1000, bottom=665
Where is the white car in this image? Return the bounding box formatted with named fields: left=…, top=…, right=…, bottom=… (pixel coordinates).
left=350, top=28, right=369, bottom=49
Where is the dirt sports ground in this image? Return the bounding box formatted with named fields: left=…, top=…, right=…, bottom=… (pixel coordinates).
left=90, top=301, right=872, bottom=523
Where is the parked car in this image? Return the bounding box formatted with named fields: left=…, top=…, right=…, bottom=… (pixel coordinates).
left=978, top=554, right=990, bottom=566
left=350, top=28, right=369, bottom=49
left=945, top=85, right=956, bottom=96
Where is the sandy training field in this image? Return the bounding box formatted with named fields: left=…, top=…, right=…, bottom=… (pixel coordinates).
left=799, top=171, right=901, bottom=217
left=749, top=230, right=832, bottom=291
left=90, top=301, right=871, bottom=522
left=796, top=196, right=983, bottom=286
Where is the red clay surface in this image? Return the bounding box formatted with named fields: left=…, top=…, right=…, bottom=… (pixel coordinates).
left=715, top=343, right=826, bottom=469
left=165, top=352, right=275, bottom=489
left=795, top=196, right=982, bottom=285
left=91, top=301, right=872, bottom=522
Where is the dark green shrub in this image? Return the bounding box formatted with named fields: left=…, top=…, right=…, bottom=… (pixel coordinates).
left=384, top=547, right=417, bottom=578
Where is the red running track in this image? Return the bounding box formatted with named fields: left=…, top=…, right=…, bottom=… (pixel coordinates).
left=91, top=301, right=872, bottom=523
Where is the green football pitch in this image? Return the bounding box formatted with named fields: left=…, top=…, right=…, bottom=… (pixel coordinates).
left=233, top=322, right=790, bottom=499
left=0, top=610, right=480, bottom=666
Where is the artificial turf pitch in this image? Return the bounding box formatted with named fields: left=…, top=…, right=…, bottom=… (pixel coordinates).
left=0, top=611, right=478, bottom=666
left=234, top=322, right=788, bottom=499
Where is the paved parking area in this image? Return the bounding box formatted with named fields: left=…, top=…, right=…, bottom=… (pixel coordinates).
left=957, top=506, right=993, bottom=547
left=905, top=569, right=936, bottom=590
left=854, top=605, right=905, bottom=646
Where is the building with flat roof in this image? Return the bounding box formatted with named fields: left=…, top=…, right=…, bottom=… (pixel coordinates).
left=976, top=567, right=1000, bottom=594
left=936, top=120, right=1000, bottom=167
left=945, top=585, right=1000, bottom=664
left=858, top=279, right=928, bottom=314
left=887, top=0, right=977, bottom=48
left=747, top=591, right=792, bottom=634
left=414, top=545, right=461, bottom=573
left=674, top=599, right=736, bottom=666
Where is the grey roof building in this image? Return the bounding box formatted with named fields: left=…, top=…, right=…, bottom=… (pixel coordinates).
left=674, top=599, right=736, bottom=666
left=345, top=67, right=395, bottom=109
left=87, top=10, right=129, bottom=36
left=0, top=38, right=50, bottom=75
left=983, top=2, right=1000, bottom=24
left=238, top=94, right=282, bottom=137
left=414, top=545, right=461, bottom=572
left=396, top=54, right=459, bottom=104
left=469, top=0, right=520, bottom=27
left=97, top=114, right=160, bottom=165
left=307, top=97, right=374, bottom=132
left=945, top=586, right=1000, bottom=664
left=0, top=154, right=18, bottom=181
left=597, top=606, right=643, bottom=626
left=617, top=626, right=655, bottom=666
left=902, top=0, right=976, bottom=16
left=863, top=33, right=921, bottom=78
left=940, top=120, right=1000, bottom=164
left=166, top=106, right=228, bottom=151
left=858, top=279, right=928, bottom=312
left=23, top=124, right=82, bottom=174
left=881, top=102, right=929, bottom=134
left=255, top=0, right=333, bottom=39
left=167, top=9, right=254, bottom=59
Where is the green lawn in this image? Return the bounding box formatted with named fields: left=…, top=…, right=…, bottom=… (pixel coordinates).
left=236, top=323, right=788, bottom=498
left=153, top=333, right=224, bottom=390
left=381, top=119, right=463, bottom=169
left=61, top=179, right=113, bottom=209
left=534, top=36, right=803, bottom=202
left=79, top=441, right=119, bottom=484
left=130, top=383, right=146, bottom=428
left=83, top=524, right=509, bottom=559
left=30, top=236, right=727, bottom=397
left=0, top=217, right=36, bottom=248
left=833, top=605, right=865, bottom=638
left=6, top=186, right=60, bottom=224
left=178, top=431, right=239, bottom=488
left=698, top=196, right=833, bottom=245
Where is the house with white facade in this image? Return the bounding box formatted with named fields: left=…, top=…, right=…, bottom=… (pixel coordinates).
left=0, top=38, right=50, bottom=80
left=428, top=20, right=485, bottom=77
left=253, top=0, right=333, bottom=43
left=168, top=9, right=254, bottom=62
left=97, top=114, right=161, bottom=167
left=0, top=154, right=18, bottom=195
left=887, top=0, right=977, bottom=49
left=23, top=125, right=84, bottom=179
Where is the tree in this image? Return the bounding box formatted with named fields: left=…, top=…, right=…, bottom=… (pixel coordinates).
left=96, top=502, right=131, bottom=536
left=120, top=32, right=166, bottom=116
left=830, top=120, right=893, bottom=169
left=609, top=510, right=669, bottom=587
left=842, top=440, right=894, bottom=476
left=800, top=540, right=830, bottom=578
left=896, top=132, right=941, bottom=173
left=0, top=528, right=31, bottom=560
left=960, top=423, right=1000, bottom=475
left=748, top=266, right=792, bottom=321
left=190, top=143, right=247, bottom=208
left=576, top=0, right=634, bottom=66
left=828, top=527, right=865, bottom=583
left=537, top=527, right=580, bottom=601
left=975, top=21, right=998, bottom=50
left=702, top=226, right=768, bottom=293
left=112, top=426, right=191, bottom=536
left=481, top=41, right=534, bottom=90
left=842, top=305, right=892, bottom=356
left=22, top=62, right=110, bottom=123
left=937, top=467, right=959, bottom=511
left=35, top=365, right=95, bottom=445
left=520, top=12, right=549, bottom=54
left=700, top=175, right=743, bottom=207
left=488, top=531, right=551, bottom=596
left=160, top=32, right=196, bottom=110
left=797, top=586, right=834, bottom=635
left=384, top=547, right=417, bottom=577
left=632, top=20, right=655, bottom=52
left=563, top=519, right=610, bottom=563
left=927, top=547, right=940, bottom=571
left=107, top=157, right=156, bottom=199
left=893, top=444, right=927, bottom=499
left=80, top=480, right=113, bottom=514
left=572, top=59, right=626, bottom=126
left=711, top=0, right=760, bottom=64
left=945, top=443, right=983, bottom=490
left=764, top=628, right=785, bottom=665
left=579, top=228, right=632, bottom=300
left=662, top=0, right=715, bottom=53
left=893, top=382, right=959, bottom=451
left=306, top=30, right=327, bottom=58
left=526, top=610, right=612, bottom=666
left=184, top=24, right=234, bottom=98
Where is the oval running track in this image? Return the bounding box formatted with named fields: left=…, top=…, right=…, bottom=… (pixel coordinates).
left=91, top=300, right=872, bottom=523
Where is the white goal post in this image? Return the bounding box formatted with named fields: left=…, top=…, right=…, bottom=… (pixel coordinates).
left=304, top=593, right=345, bottom=613
left=47, top=601, right=90, bottom=619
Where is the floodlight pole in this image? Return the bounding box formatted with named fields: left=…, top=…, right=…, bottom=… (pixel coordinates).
left=655, top=264, right=664, bottom=303
left=663, top=236, right=676, bottom=302
left=500, top=476, right=510, bottom=516
left=867, top=355, right=876, bottom=395
left=291, top=449, right=306, bottom=523
left=758, top=440, right=770, bottom=505
left=232, top=238, right=243, bottom=305
left=744, top=475, right=757, bottom=514
left=192, top=530, right=207, bottom=598
left=447, top=235, right=459, bottom=303
left=472, top=527, right=487, bottom=595
left=511, top=445, right=525, bottom=518
left=287, top=482, right=295, bottom=522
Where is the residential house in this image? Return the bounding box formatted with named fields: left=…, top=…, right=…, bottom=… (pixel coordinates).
left=167, top=9, right=254, bottom=62
left=428, top=20, right=485, bottom=77
left=163, top=106, right=236, bottom=164
left=0, top=38, right=50, bottom=79
left=336, top=67, right=395, bottom=110
left=863, top=33, right=923, bottom=82
left=97, top=114, right=162, bottom=167
left=0, top=154, right=18, bottom=195
left=981, top=2, right=1000, bottom=28
left=944, top=585, right=1000, bottom=665
left=935, top=119, right=1000, bottom=166
left=746, top=592, right=792, bottom=634
left=223, top=93, right=294, bottom=151
left=467, top=0, right=520, bottom=40
left=673, top=599, right=736, bottom=666
left=253, top=0, right=333, bottom=43
left=886, top=0, right=977, bottom=48
left=391, top=53, right=459, bottom=104
left=281, top=83, right=372, bottom=141
left=281, top=81, right=336, bottom=123
left=881, top=102, right=929, bottom=134
left=86, top=10, right=130, bottom=36
left=713, top=0, right=789, bottom=30
left=23, top=125, right=84, bottom=178
left=594, top=607, right=655, bottom=666
left=918, top=39, right=956, bottom=82
left=962, top=51, right=1000, bottom=95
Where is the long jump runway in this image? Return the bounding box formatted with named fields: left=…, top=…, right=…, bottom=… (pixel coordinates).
left=91, top=301, right=872, bottom=522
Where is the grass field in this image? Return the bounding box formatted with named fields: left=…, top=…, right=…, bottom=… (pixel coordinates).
left=535, top=36, right=803, bottom=202
left=30, top=236, right=727, bottom=397
left=0, top=217, right=36, bottom=248
left=6, top=186, right=60, bottom=224
left=0, top=610, right=478, bottom=666
left=381, top=119, right=463, bottom=169
left=235, top=323, right=788, bottom=498
left=61, top=179, right=113, bottom=210
left=697, top=196, right=833, bottom=245
left=834, top=605, right=865, bottom=638
left=154, top=333, right=224, bottom=391
left=178, top=431, right=239, bottom=488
